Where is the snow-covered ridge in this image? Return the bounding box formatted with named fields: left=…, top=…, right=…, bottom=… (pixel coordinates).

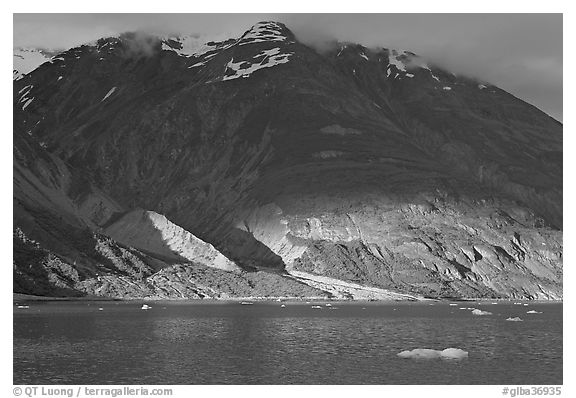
left=13, top=48, right=55, bottom=80
left=238, top=21, right=292, bottom=46
left=162, top=21, right=292, bottom=62
left=161, top=34, right=235, bottom=58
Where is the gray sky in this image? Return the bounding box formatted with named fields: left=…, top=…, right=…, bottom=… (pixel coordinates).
left=13, top=13, right=563, bottom=121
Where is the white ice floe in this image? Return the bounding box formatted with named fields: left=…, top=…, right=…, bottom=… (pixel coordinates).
left=281, top=304, right=286, bottom=308
left=526, top=310, right=542, bottom=314
left=101, top=87, right=117, bottom=102
left=471, top=309, right=492, bottom=316
left=397, top=348, right=468, bottom=360
left=449, top=303, right=458, bottom=306
left=405, top=73, right=414, bottom=78
left=17, top=305, right=29, bottom=309
left=506, top=317, right=523, bottom=322
left=240, top=301, right=253, bottom=305
left=311, top=305, right=322, bottom=309
left=141, top=304, right=151, bottom=310
left=442, top=86, right=452, bottom=91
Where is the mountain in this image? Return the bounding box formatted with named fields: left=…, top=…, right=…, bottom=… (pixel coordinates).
left=13, top=21, right=562, bottom=300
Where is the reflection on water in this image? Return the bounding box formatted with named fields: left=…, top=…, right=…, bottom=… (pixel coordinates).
left=14, top=302, right=562, bottom=384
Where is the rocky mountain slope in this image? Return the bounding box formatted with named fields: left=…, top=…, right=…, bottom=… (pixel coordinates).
left=13, top=22, right=562, bottom=300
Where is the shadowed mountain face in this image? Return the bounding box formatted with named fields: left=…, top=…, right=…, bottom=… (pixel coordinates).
left=13, top=22, right=562, bottom=299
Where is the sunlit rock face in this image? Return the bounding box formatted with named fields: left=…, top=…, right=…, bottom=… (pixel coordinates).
left=13, top=21, right=562, bottom=299
left=104, top=209, right=240, bottom=272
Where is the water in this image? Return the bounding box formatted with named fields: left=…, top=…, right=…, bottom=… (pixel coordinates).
left=13, top=301, right=562, bottom=384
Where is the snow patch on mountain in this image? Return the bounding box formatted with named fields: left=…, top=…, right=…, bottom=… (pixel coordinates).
left=223, top=47, right=292, bottom=81
left=18, top=85, right=35, bottom=110
left=238, top=21, right=291, bottom=46
left=388, top=49, right=407, bottom=72
left=101, top=87, right=117, bottom=102
left=13, top=48, right=54, bottom=80
left=162, top=33, right=234, bottom=58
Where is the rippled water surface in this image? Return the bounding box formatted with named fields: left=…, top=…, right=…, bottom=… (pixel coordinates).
left=13, top=301, right=562, bottom=384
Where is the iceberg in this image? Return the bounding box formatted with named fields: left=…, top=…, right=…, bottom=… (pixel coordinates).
left=506, top=317, right=523, bottom=322
left=397, top=348, right=468, bottom=360
left=526, top=310, right=542, bottom=314
left=471, top=309, right=492, bottom=316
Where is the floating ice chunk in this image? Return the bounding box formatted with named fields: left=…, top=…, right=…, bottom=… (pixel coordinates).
left=513, top=302, right=522, bottom=305
left=141, top=304, right=151, bottom=310
left=440, top=348, right=469, bottom=360
left=240, top=301, right=253, bottom=305
left=449, top=303, right=458, bottom=306
left=397, top=348, right=468, bottom=360
left=313, top=150, right=345, bottom=159
left=442, top=86, right=452, bottom=91
left=405, top=73, right=414, bottom=78
left=98, top=308, right=103, bottom=311
left=506, top=317, right=523, bottom=322
left=325, top=303, right=332, bottom=307
left=311, top=305, right=322, bottom=309
left=101, top=87, right=117, bottom=102
left=281, top=304, right=286, bottom=308
left=526, top=310, right=542, bottom=314
left=17, top=305, right=29, bottom=309
left=523, top=304, right=529, bottom=306
left=471, top=309, right=492, bottom=316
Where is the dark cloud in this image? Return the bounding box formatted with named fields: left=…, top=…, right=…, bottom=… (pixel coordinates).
left=13, top=13, right=562, bottom=120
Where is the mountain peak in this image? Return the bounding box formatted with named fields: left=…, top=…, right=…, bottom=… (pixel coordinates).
left=238, top=21, right=295, bottom=46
